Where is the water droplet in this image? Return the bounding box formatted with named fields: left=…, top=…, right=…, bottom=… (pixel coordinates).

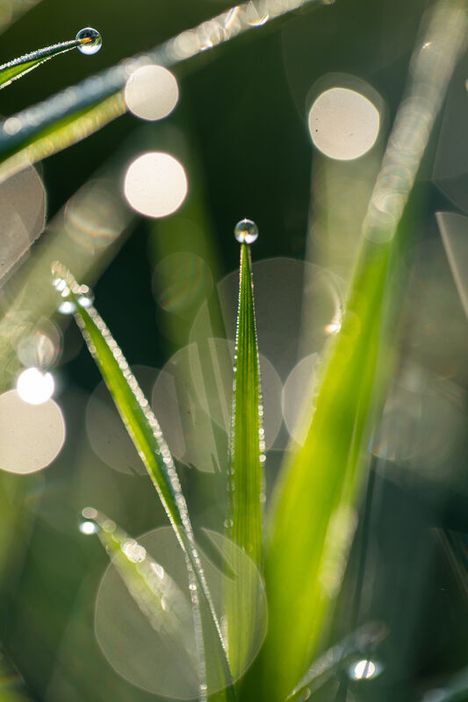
left=348, top=658, right=382, bottom=681
left=77, top=285, right=94, bottom=308
left=76, top=27, right=102, bottom=55
left=79, top=520, right=98, bottom=535
left=58, top=300, right=77, bottom=315
left=234, top=218, right=259, bottom=244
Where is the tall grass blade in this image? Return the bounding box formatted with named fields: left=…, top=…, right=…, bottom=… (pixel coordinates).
left=228, top=238, right=264, bottom=565
left=0, top=0, right=332, bottom=182
left=0, top=36, right=92, bottom=89
left=263, top=2, right=468, bottom=699
left=225, top=235, right=264, bottom=678
left=51, top=264, right=234, bottom=701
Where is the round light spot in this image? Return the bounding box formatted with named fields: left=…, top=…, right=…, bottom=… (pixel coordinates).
left=124, top=65, right=179, bottom=121
left=0, top=391, right=65, bottom=474
left=124, top=152, right=188, bottom=218
left=308, top=87, right=380, bottom=160
left=348, top=659, right=382, bottom=681
left=95, top=527, right=267, bottom=698
left=16, top=367, right=55, bottom=405
left=79, top=520, right=98, bottom=535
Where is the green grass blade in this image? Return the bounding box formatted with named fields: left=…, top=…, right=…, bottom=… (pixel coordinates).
left=225, top=234, right=265, bottom=677
left=0, top=0, right=331, bottom=182
left=263, top=1, right=468, bottom=699
left=228, top=239, right=264, bottom=565
left=0, top=37, right=91, bottom=89
left=51, top=264, right=234, bottom=701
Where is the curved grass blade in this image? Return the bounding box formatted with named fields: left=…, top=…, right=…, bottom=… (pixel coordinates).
left=0, top=0, right=332, bottom=182
left=51, top=264, right=234, bottom=701
left=225, top=235, right=264, bottom=677
left=263, top=2, right=468, bottom=699
left=0, top=36, right=93, bottom=89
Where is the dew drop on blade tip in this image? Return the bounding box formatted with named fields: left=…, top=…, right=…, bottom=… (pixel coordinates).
left=76, top=27, right=102, bottom=55
left=234, top=218, right=259, bottom=244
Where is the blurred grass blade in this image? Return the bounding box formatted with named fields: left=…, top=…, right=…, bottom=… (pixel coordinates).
left=0, top=0, right=331, bottom=182
left=288, top=622, right=387, bottom=700
left=0, top=36, right=91, bottom=89
left=226, top=236, right=264, bottom=676
left=81, top=509, right=200, bottom=675
left=263, top=1, right=468, bottom=699
left=0, top=93, right=126, bottom=184
left=51, top=264, right=234, bottom=701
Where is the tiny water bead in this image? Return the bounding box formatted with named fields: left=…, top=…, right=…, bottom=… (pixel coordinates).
left=234, top=218, right=259, bottom=244
left=76, top=27, right=102, bottom=55
left=79, top=520, right=98, bottom=535
left=53, top=272, right=94, bottom=315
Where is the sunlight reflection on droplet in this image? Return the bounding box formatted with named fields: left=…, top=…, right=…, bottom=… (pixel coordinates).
left=94, top=527, right=267, bottom=698
left=124, top=152, right=188, bottom=218
left=308, top=86, right=380, bottom=160
left=0, top=391, right=65, bottom=474
left=124, top=65, right=179, bottom=121
left=16, top=367, right=55, bottom=405
left=348, top=658, right=382, bottom=681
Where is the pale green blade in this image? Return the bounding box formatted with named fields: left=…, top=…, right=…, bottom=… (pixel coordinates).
left=0, top=37, right=90, bottom=89
left=263, top=1, right=468, bottom=699
left=0, top=0, right=332, bottom=182
left=51, top=264, right=234, bottom=701
left=82, top=509, right=201, bottom=681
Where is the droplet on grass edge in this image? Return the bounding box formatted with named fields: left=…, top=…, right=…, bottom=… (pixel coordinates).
left=76, top=27, right=102, bottom=55
left=234, top=218, right=259, bottom=244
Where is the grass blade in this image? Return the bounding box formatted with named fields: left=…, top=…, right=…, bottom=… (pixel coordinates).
left=228, top=231, right=264, bottom=565
left=0, top=0, right=332, bottom=182
left=225, top=226, right=265, bottom=677
left=0, top=36, right=94, bottom=89
left=81, top=508, right=201, bottom=682
left=51, top=264, right=234, bottom=701
left=263, top=2, right=468, bottom=699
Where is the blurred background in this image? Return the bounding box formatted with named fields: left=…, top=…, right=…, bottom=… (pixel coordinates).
left=0, top=0, right=468, bottom=700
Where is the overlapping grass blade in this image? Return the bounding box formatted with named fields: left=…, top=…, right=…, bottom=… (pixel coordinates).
left=51, top=264, right=234, bottom=701
left=225, top=239, right=264, bottom=676
left=82, top=508, right=201, bottom=677
left=0, top=0, right=332, bottom=182
left=0, top=37, right=91, bottom=89
left=263, top=2, right=468, bottom=699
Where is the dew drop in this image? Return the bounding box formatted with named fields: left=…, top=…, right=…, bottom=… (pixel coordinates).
left=77, top=285, right=95, bottom=308
left=58, top=300, right=77, bottom=315
left=79, top=520, right=98, bottom=535
left=76, top=27, right=102, bottom=55
left=234, top=218, right=259, bottom=244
